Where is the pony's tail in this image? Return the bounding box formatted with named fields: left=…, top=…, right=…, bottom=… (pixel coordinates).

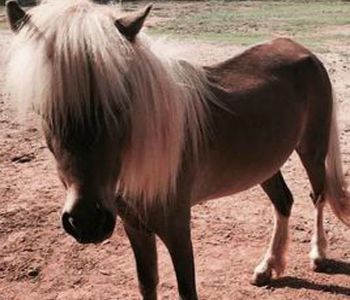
left=325, top=100, right=350, bottom=227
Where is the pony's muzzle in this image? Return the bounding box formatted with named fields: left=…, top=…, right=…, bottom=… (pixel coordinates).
left=61, top=204, right=116, bottom=244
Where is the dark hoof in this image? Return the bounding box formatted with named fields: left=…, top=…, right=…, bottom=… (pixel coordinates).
left=251, top=270, right=272, bottom=286
left=312, top=258, right=329, bottom=273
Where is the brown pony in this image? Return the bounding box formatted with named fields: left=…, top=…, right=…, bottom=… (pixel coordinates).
left=6, top=1, right=350, bottom=299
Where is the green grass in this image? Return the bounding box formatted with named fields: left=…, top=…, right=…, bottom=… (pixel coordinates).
left=1, top=1, right=349, bottom=52
left=0, top=6, right=6, bottom=30
left=146, top=1, right=350, bottom=51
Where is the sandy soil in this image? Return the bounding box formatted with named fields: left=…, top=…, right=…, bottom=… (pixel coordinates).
left=0, top=20, right=349, bottom=300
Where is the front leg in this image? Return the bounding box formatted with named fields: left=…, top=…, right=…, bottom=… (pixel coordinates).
left=158, top=209, right=198, bottom=300
left=124, top=221, right=158, bottom=300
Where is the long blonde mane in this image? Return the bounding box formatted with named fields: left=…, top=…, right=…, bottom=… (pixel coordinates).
left=7, top=0, right=213, bottom=203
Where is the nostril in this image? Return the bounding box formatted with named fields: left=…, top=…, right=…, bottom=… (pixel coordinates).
left=61, top=208, right=115, bottom=244
left=68, top=216, right=76, bottom=229
left=62, top=212, right=78, bottom=237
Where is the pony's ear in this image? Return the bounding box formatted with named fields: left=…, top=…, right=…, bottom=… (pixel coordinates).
left=6, top=0, right=29, bottom=32
left=115, top=4, right=152, bottom=41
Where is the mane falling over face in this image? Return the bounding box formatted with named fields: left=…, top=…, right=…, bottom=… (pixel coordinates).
left=6, top=0, right=212, bottom=210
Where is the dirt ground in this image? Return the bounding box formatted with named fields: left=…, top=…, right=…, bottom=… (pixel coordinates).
left=0, top=6, right=350, bottom=300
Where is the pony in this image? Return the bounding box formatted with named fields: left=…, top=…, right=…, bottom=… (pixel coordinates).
left=6, top=0, right=350, bottom=299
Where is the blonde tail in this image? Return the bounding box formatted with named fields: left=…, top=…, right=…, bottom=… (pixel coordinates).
left=325, top=102, right=350, bottom=227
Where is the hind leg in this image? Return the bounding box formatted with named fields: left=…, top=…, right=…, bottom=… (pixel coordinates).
left=295, top=61, right=332, bottom=271
left=297, top=149, right=328, bottom=271
left=310, top=195, right=327, bottom=271
left=252, top=171, right=293, bottom=286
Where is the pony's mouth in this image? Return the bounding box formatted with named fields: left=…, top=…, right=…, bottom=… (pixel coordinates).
left=62, top=210, right=116, bottom=244
left=77, top=228, right=114, bottom=245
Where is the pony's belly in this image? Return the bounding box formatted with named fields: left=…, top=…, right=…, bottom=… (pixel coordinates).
left=190, top=107, right=305, bottom=204
left=191, top=152, right=289, bottom=205
left=192, top=159, right=285, bottom=204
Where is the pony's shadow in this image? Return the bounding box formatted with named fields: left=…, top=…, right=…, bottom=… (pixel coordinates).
left=268, top=259, right=350, bottom=297
left=314, top=258, right=350, bottom=275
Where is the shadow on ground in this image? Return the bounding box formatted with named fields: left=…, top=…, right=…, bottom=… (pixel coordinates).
left=269, top=260, right=350, bottom=297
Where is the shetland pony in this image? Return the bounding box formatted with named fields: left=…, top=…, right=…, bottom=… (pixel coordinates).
left=6, top=1, right=350, bottom=299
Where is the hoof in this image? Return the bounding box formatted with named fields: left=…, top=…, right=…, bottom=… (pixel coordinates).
left=311, top=258, right=327, bottom=272
left=250, top=270, right=272, bottom=287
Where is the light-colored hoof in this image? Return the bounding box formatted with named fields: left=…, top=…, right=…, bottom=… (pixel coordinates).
left=250, top=269, right=272, bottom=286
